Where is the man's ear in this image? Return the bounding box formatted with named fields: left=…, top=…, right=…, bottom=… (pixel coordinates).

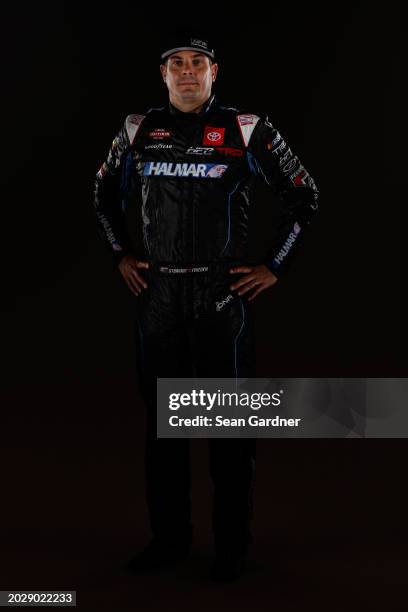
left=160, top=63, right=167, bottom=82
left=211, top=63, right=219, bottom=82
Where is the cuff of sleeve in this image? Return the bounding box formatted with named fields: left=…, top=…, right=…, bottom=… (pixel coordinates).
left=263, top=258, right=289, bottom=279
left=112, top=249, right=129, bottom=266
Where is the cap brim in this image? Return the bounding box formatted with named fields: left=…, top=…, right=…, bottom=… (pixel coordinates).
left=161, top=46, right=215, bottom=61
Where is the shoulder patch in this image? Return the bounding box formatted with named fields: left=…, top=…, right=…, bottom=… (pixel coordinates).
left=125, top=114, right=146, bottom=145
left=236, top=114, right=260, bottom=147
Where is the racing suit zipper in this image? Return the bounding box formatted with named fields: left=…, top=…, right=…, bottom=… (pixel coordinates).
left=177, top=115, right=209, bottom=264
left=188, top=122, right=203, bottom=263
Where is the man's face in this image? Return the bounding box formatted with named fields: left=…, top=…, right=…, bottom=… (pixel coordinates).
left=160, top=50, right=218, bottom=104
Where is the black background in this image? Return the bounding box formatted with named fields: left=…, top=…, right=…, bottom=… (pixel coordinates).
left=1, top=1, right=407, bottom=608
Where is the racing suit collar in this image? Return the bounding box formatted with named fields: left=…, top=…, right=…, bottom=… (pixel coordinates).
left=168, top=94, right=216, bottom=119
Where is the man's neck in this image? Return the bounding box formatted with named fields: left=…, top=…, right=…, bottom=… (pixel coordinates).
left=169, top=94, right=211, bottom=114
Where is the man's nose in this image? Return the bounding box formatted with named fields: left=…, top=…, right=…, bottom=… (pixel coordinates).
left=181, top=61, right=194, bottom=73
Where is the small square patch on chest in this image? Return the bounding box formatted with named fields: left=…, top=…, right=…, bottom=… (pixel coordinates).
left=203, top=126, right=225, bottom=146
left=149, top=128, right=172, bottom=139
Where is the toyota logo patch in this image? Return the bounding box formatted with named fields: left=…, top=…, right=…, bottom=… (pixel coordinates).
left=203, top=126, right=225, bottom=146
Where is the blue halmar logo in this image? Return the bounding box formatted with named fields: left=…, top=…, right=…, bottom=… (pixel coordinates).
left=144, top=161, right=228, bottom=178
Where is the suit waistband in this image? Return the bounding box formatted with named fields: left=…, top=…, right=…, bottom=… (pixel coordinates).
left=150, top=261, right=250, bottom=275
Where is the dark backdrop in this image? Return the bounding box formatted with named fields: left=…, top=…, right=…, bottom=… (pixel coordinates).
left=1, top=1, right=406, bottom=608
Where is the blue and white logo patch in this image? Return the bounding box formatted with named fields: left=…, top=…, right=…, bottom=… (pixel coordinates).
left=143, top=161, right=228, bottom=178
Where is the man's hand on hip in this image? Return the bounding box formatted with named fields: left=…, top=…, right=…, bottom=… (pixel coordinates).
left=229, top=265, right=278, bottom=302
left=118, top=255, right=149, bottom=296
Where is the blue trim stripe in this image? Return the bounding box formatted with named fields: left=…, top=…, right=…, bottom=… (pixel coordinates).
left=220, top=179, right=243, bottom=255
left=234, top=298, right=246, bottom=381
left=246, top=150, right=271, bottom=187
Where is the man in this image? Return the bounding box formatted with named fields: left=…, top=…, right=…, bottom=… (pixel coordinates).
left=92, top=33, right=319, bottom=582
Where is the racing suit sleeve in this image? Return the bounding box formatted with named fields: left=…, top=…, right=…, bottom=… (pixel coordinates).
left=92, top=114, right=144, bottom=266
left=246, top=114, right=319, bottom=278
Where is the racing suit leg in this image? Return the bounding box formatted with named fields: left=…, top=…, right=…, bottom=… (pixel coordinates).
left=134, top=271, right=193, bottom=547
left=133, top=266, right=257, bottom=553
left=191, top=268, right=257, bottom=554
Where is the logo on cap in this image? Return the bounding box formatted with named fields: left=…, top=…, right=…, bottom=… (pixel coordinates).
left=191, top=38, right=207, bottom=49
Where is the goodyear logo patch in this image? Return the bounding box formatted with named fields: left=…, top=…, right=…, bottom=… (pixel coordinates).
left=143, top=161, right=228, bottom=178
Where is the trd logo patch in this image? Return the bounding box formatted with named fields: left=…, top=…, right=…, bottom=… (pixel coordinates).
left=217, top=147, right=243, bottom=157
left=186, top=146, right=243, bottom=157
left=203, top=126, right=225, bottom=146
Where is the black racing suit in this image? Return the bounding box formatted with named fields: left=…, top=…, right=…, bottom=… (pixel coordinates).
left=92, top=93, right=319, bottom=552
